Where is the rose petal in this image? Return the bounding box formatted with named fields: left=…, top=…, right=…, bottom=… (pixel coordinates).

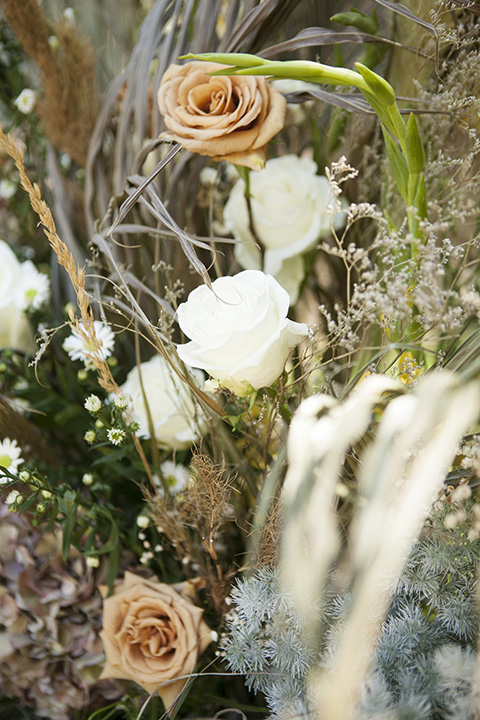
left=157, top=61, right=286, bottom=170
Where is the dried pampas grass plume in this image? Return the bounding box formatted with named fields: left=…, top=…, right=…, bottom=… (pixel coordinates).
left=1, top=0, right=98, bottom=165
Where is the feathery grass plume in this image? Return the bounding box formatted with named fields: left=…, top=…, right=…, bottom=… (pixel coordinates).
left=39, top=17, right=99, bottom=166
left=0, top=128, right=118, bottom=396
left=1, top=0, right=98, bottom=165
left=280, top=370, right=480, bottom=720
left=146, top=451, right=236, bottom=601
left=0, top=0, right=57, bottom=79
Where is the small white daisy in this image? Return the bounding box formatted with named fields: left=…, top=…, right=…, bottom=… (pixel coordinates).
left=63, top=321, right=115, bottom=370
left=85, top=556, right=100, bottom=568
left=13, top=89, right=37, bottom=114
left=160, top=460, right=190, bottom=492
left=16, top=261, right=50, bottom=311
left=113, top=393, right=129, bottom=409
left=0, top=438, right=24, bottom=480
left=0, top=179, right=17, bottom=200
left=107, top=427, right=125, bottom=446
left=136, top=514, right=150, bottom=529
left=5, top=489, right=22, bottom=505
left=84, top=394, right=102, bottom=412
left=84, top=430, right=96, bottom=444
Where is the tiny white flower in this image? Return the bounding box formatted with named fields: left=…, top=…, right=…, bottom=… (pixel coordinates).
left=0, top=438, right=24, bottom=480
left=210, top=630, right=219, bottom=642
left=13, top=89, right=37, bottom=114
left=84, top=430, right=96, bottom=444
left=5, top=489, right=22, bottom=505
left=204, top=378, right=220, bottom=393
left=63, top=7, right=75, bottom=21
left=136, top=514, right=150, bottom=529
left=113, top=393, right=129, bottom=409
left=0, top=179, right=17, bottom=200
left=107, top=427, right=125, bottom=446
left=16, top=261, right=50, bottom=311
left=199, top=167, right=217, bottom=186
left=48, top=35, right=59, bottom=50
left=82, top=473, right=94, bottom=486
left=160, top=460, right=190, bottom=492
left=85, top=556, right=100, bottom=568
left=84, top=394, right=102, bottom=412
left=63, top=320, right=115, bottom=370
left=59, top=153, right=71, bottom=170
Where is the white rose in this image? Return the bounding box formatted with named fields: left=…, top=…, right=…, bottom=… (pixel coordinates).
left=0, top=240, right=34, bottom=352
left=121, top=355, right=205, bottom=450
left=176, top=270, right=309, bottom=396
left=224, top=154, right=345, bottom=303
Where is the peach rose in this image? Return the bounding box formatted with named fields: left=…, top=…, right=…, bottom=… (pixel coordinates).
left=99, top=572, right=212, bottom=709
left=157, top=61, right=286, bottom=171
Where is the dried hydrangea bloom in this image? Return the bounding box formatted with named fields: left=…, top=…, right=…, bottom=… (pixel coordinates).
left=0, top=503, right=121, bottom=719
left=157, top=61, right=286, bottom=171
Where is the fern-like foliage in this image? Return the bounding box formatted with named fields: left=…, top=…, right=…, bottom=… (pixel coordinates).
left=222, top=514, right=480, bottom=719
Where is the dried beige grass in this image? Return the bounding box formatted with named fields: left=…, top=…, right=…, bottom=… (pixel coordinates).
left=0, top=127, right=117, bottom=395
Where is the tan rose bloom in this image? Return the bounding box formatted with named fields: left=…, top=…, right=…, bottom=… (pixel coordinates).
left=99, top=572, right=212, bottom=709
left=157, top=61, right=286, bottom=171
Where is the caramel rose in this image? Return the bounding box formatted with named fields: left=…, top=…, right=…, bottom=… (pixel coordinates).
left=99, top=572, right=212, bottom=709
left=157, top=61, right=286, bottom=171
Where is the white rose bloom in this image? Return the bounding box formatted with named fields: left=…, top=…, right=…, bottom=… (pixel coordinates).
left=0, top=240, right=34, bottom=352
left=121, top=355, right=206, bottom=450
left=176, top=270, right=309, bottom=396
left=224, top=154, right=345, bottom=303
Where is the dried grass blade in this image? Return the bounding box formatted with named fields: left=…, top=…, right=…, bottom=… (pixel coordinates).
left=112, top=222, right=237, bottom=246
left=301, top=88, right=373, bottom=114
left=109, top=143, right=182, bottom=234
left=261, top=26, right=431, bottom=59
left=225, top=0, right=300, bottom=52
left=371, top=0, right=439, bottom=73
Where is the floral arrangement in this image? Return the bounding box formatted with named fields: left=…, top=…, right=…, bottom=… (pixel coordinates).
left=0, top=1, right=480, bottom=719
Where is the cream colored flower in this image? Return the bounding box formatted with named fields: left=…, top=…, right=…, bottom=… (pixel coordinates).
left=99, top=572, right=212, bottom=709
left=157, top=61, right=286, bottom=171
left=121, top=355, right=205, bottom=450
left=176, top=270, right=308, bottom=396
left=63, top=321, right=115, bottom=370
left=0, top=240, right=34, bottom=352
left=224, top=154, right=346, bottom=303
left=13, top=89, right=37, bottom=114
